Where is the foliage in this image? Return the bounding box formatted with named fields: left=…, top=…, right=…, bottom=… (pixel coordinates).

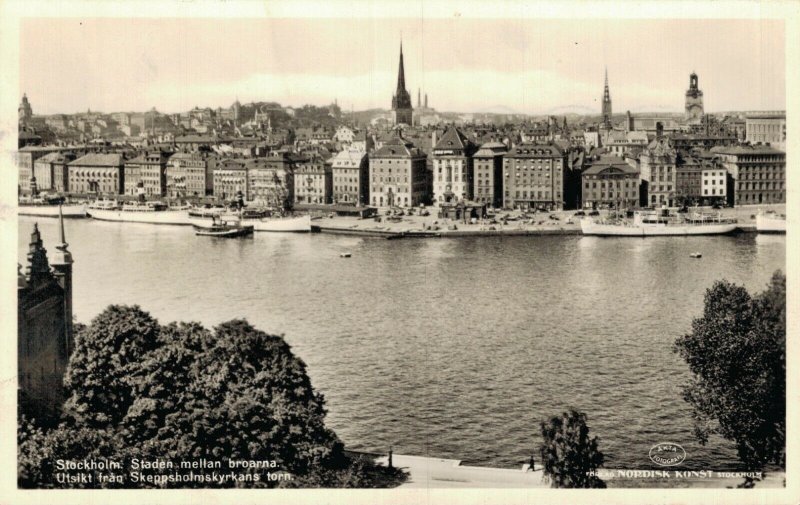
left=674, top=271, right=786, bottom=470
left=538, top=409, right=606, bottom=488
left=20, top=305, right=403, bottom=488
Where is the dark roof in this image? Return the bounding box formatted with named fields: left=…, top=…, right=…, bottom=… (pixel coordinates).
left=433, top=126, right=472, bottom=151
left=506, top=143, right=563, bottom=158
left=69, top=153, right=124, bottom=167
left=373, top=135, right=426, bottom=158
left=583, top=155, right=639, bottom=175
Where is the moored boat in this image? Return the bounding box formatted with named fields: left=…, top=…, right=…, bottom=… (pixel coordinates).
left=188, top=213, right=311, bottom=232
left=88, top=200, right=191, bottom=225
left=755, top=210, right=786, bottom=234
left=193, top=216, right=254, bottom=238
left=580, top=210, right=738, bottom=237
left=18, top=195, right=87, bottom=218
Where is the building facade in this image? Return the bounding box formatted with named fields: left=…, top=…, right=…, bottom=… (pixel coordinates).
left=68, top=153, right=125, bottom=195
left=502, top=143, right=566, bottom=211
left=700, top=164, right=727, bottom=205
left=581, top=155, right=640, bottom=209
left=124, top=151, right=169, bottom=197
left=675, top=156, right=703, bottom=206
left=432, top=126, right=477, bottom=205
left=213, top=158, right=248, bottom=201
left=639, top=138, right=677, bottom=207
left=369, top=134, right=429, bottom=208
left=245, top=154, right=295, bottom=209
left=713, top=145, right=786, bottom=205
left=294, top=157, right=332, bottom=205
left=473, top=142, right=506, bottom=208
left=166, top=152, right=217, bottom=198
left=331, top=149, right=369, bottom=205
left=33, top=152, right=76, bottom=192
left=745, top=112, right=786, bottom=151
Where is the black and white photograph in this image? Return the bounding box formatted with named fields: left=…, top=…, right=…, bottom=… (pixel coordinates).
left=1, top=1, right=797, bottom=504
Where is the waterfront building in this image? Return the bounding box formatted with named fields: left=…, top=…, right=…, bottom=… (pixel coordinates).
left=502, top=143, right=567, bottom=211
left=472, top=142, right=507, bottom=208
left=581, top=154, right=640, bottom=209
left=33, top=152, right=76, bottom=193
left=331, top=149, right=369, bottom=205
left=167, top=152, right=217, bottom=198
left=675, top=155, right=703, bottom=206
left=700, top=163, right=727, bottom=205
left=712, top=144, right=785, bottom=205
left=685, top=72, right=704, bottom=121
left=68, top=153, right=125, bottom=195
left=294, top=156, right=332, bottom=205
left=432, top=126, right=478, bottom=205
left=638, top=138, right=677, bottom=207
left=745, top=111, right=786, bottom=151
left=213, top=158, right=248, bottom=201
left=246, top=154, right=295, bottom=209
left=369, top=133, right=429, bottom=208
left=124, top=151, right=170, bottom=197
left=391, top=42, right=414, bottom=126
left=18, top=214, right=73, bottom=421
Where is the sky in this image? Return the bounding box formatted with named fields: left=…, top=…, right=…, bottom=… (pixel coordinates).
left=19, top=18, right=786, bottom=116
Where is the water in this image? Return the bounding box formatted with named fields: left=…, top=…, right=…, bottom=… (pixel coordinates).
left=18, top=217, right=786, bottom=470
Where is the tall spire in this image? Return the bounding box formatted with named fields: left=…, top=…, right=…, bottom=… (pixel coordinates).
left=51, top=205, right=73, bottom=267
left=396, top=41, right=406, bottom=93
left=602, top=67, right=612, bottom=126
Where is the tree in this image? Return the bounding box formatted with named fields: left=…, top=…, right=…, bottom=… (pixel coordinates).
left=21, top=305, right=405, bottom=488
left=674, top=271, right=785, bottom=472
left=538, top=409, right=606, bottom=488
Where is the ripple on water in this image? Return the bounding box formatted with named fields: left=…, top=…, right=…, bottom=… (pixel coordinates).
left=18, top=219, right=785, bottom=470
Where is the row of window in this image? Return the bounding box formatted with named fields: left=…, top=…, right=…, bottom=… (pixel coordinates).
left=738, top=182, right=784, bottom=190
left=587, top=192, right=637, bottom=199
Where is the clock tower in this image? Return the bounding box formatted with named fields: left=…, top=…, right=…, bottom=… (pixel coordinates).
left=685, top=72, right=704, bottom=121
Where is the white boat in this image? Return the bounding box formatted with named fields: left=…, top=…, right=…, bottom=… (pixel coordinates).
left=580, top=210, right=739, bottom=237
left=188, top=214, right=311, bottom=232
left=18, top=197, right=87, bottom=218
left=755, top=211, right=786, bottom=234
left=88, top=200, right=191, bottom=225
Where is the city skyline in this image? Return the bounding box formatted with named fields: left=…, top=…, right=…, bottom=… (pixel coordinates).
left=21, top=18, right=785, bottom=116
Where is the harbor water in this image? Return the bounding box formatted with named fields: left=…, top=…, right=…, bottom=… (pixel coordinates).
left=18, top=217, right=786, bottom=470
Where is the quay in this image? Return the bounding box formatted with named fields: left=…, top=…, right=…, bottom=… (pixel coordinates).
left=358, top=451, right=785, bottom=488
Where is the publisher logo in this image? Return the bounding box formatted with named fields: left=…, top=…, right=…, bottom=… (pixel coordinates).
left=649, top=443, right=686, bottom=467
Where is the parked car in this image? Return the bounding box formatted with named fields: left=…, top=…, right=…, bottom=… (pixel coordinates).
left=574, top=210, right=586, bottom=217
left=548, top=214, right=559, bottom=220
left=588, top=210, right=600, bottom=216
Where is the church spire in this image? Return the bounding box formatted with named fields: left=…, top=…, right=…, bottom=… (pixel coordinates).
left=602, top=66, right=612, bottom=126
left=396, top=41, right=406, bottom=94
